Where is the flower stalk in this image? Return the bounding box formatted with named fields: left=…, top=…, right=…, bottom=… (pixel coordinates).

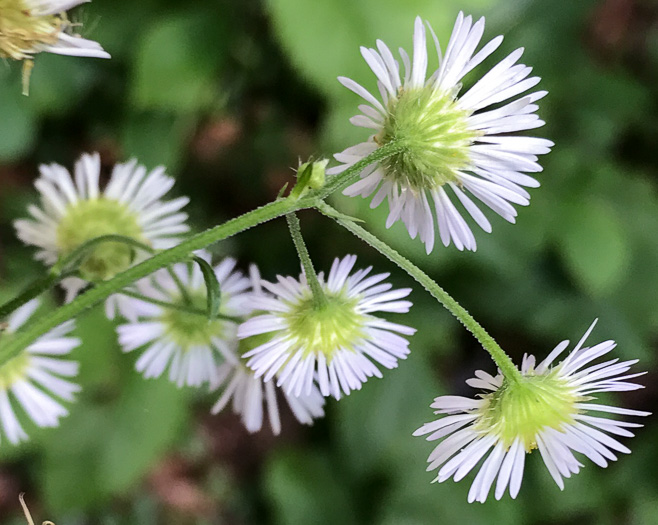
left=286, top=213, right=327, bottom=308
left=316, top=201, right=522, bottom=384
left=0, top=141, right=405, bottom=367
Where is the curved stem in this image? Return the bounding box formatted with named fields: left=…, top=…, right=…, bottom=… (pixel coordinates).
left=286, top=213, right=327, bottom=308
left=118, top=290, right=239, bottom=323
left=316, top=202, right=522, bottom=384
left=0, top=140, right=404, bottom=367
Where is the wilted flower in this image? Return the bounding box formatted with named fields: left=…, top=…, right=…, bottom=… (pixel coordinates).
left=414, top=320, right=649, bottom=502
left=330, top=13, right=552, bottom=253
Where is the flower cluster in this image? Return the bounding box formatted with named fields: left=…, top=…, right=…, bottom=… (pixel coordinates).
left=0, top=5, right=649, bottom=510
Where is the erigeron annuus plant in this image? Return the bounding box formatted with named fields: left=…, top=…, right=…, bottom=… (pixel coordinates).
left=0, top=10, right=649, bottom=505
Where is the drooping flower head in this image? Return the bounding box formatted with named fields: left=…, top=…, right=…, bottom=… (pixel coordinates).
left=117, top=253, right=251, bottom=388
left=330, top=13, right=553, bottom=253
left=212, top=265, right=325, bottom=435
left=15, top=152, right=190, bottom=318
left=239, top=255, right=416, bottom=400
left=414, top=320, right=649, bottom=503
left=0, top=299, right=81, bottom=445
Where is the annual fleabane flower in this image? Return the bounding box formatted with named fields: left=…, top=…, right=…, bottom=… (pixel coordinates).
left=239, top=255, right=416, bottom=399
left=212, top=265, right=326, bottom=434
left=330, top=13, right=553, bottom=253
left=0, top=299, right=81, bottom=445
left=116, top=254, right=250, bottom=388
left=14, top=152, right=190, bottom=319
left=414, top=320, right=649, bottom=503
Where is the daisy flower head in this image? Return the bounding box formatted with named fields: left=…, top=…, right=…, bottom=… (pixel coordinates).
left=14, top=152, right=190, bottom=314
left=414, top=320, right=649, bottom=503
left=0, top=299, right=81, bottom=445
left=117, top=253, right=251, bottom=388
left=212, top=264, right=325, bottom=434
left=330, top=13, right=553, bottom=253
left=0, top=0, right=109, bottom=64
left=239, top=255, right=416, bottom=400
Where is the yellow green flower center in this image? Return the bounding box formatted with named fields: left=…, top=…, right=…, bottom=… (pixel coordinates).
left=473, top=373, right=582, bottom=452
left=376, top=86, right=476, bottom=192
left=0, top=0, right=63, bottom=60
left=0, top=334, right=31, bottom=389
left=56, top=198, right=147, bottom=282
left=284, top=291, right=366, bottom=360
left=161, top=293, right=226, bottom=349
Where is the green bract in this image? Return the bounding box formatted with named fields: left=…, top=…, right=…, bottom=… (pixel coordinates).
left=474, top=372, right=582, bottom=452
left=161, top=293, right=225, bottom=349
left=283, top=290, right=366, bottom=360
left=376, top=86, right=476, bottom=192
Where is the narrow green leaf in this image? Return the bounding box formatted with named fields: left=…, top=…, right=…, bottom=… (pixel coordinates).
left=193, top=256, right=221, bottom=320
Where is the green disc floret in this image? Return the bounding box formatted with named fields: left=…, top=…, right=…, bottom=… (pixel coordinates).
left=376, top=86, right=476, bottom=192
left=284, top=290, right=366, bottom=360
left=56, top=198, right=146, bottom=282
left=161, top=293, right=226, bottom=349
left=0, top=0, right=62, bottom=60
left=473, top=372, right=583, bottom=452
left=0, top=333, right=31, bottom=389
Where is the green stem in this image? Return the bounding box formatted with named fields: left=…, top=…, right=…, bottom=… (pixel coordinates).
left=118, top=290, right=239, bottom=323
left=52, top=234, right=155, bottom=275
left=286, top=213, right=327, bottom=308
left=0, top=140, right=405, bottom=367
left=0, top=272, right=63, bottom=320
left=166, top=266, right=193, bottom=305
left=316, top=202, right=522, bottom=384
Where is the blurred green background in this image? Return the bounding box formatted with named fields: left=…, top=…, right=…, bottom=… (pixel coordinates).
left=1, top=0, right=657, bottom=523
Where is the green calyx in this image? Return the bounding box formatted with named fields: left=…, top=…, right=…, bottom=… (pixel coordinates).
left=161, top=293, right=226, bottom=349
left=0, top=0, right=62, bottom=60
left=376, top=86, right=476, bottom=192
left=284, top=290, right=366, bottom=360
left=474, top=373, right=582, bottom=452
left=56, top=198, right=147, bottom=282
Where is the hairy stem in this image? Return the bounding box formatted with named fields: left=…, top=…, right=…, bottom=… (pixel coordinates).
left=0, top=141, right=405, bottom=366
left=286, top=213, right=327, bottom=308
left=316, top=202, right=522, bottom=384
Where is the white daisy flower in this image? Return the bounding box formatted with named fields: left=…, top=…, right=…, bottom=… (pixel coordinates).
left=329, top=13, right=553, bottom=253
left=0, top=299, right=81, bottom=445
left=0, top=0, right=110, bottom=61
left=414, top=320, right=649, bottom=503
left=211, top=265, right=325, bottom=434
left=14, top=152, right=190, bottom=319
left=211, top=361, right=326, bottom=435
left=116, top=254, right=251, bottom=388
left=239, top=255, right=416, bottom=400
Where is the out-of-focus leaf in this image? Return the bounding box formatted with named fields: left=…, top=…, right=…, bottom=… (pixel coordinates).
left=122, top=111, right=193, bottom=173
left=131, top=13, right=227, bottom=112
left=0, top=75, right=36, bottom=161
left=98, top=373, right=190, bottom=493
left=267, top=0, right=495, bottom=102
left=557, top=199, right=629, bottom=296
left=265, top=449, right=359, bottom=525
